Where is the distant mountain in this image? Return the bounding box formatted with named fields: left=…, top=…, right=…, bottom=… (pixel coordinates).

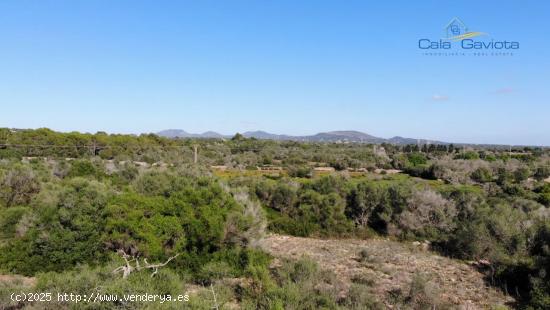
left=200, top=131, right=227, bottom=138
left=157, top=129, right=228, bottom=139
left=157, top=129, right=191, bottom=138
left=241, top=130, right=387, bottom=143
left=387, top=136, right=448, bottom=145
left=242, top=131, right=294, bottom=140
left=156, top=129, right=449, bottom=145
left=307, top=131, right=386, bottom=143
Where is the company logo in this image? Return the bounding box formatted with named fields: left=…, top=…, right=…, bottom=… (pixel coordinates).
left=443, top=17, right=486, bottom=41
left=418, top=18, right=519, bottom=55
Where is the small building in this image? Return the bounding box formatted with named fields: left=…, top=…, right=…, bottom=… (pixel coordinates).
left=374, top=168, right=402, bottom=174
left=257, top=165, right=283, bottom=171
left=210, top=165, right=228, bottom=171
left=313, top=167, right=335, bottom=172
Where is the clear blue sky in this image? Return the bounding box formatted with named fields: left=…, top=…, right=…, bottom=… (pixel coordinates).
left=1, top=1, right=549, bottom=145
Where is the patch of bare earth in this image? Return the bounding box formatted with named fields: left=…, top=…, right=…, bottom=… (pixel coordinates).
left=0, top=275, right=36, bottom=287
left=259, top=234, right=515, bottom=309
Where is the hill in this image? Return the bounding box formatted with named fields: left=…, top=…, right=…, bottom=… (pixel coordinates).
left=157, top=129, right=447, bottom=144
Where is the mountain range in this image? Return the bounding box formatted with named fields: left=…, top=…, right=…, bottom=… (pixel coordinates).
left=156, top=129, right=447, bottom=145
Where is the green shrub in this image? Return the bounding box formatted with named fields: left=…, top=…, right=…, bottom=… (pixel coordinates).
left=67, top=159, right=105, bottom=179
left=471, top=167, right=493, bottom=183
left=0, top=178, right=111, bottom=275
left=0, top=164, right=40, bottom=207
left=35, top=262, right=185, bottom=309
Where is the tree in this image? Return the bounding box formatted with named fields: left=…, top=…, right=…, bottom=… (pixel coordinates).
left=471, top=167, right=493, bottom=183
left=346, top=182, right=384, bottom=227
left=0, top=165, right=40, bottom=207
left=232, top=133, right=245, bottom=141
left=407, top=153, right=427, bottom=166
left=514, top=167, right=531, bottom=183
left=0, top=178, right=111, bottom=275
left=399, top=189, right=457, bottom=239
left=534, top=165, right=550, bottom=181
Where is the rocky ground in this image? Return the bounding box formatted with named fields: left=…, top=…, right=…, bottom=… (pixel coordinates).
left=259, top=234, right=516, bottom=309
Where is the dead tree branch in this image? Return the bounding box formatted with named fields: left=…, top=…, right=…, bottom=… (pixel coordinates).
left=113, top=250, right=181, bottom=279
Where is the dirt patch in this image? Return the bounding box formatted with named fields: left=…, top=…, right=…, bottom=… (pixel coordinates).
left=259, top=234, right=515, bottom=309
left=0, top=274, right=36, bottom=287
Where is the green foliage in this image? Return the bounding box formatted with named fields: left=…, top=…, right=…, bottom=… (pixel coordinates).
left=103, top=193, right=187, bottom=259
left=537, top=184, right=550, bottom=206
left=104, top=176, right=248, bottom=273
left=514, top=167, right=531, bottom=183
left=286, top=165, right=312, bottom=178
left=525, top=221, right=550, bottom=309
left=0, top=178, right=111, bottom=275
left=1, top=128, right=550, bottom=307
left=534, top=165, right=550, bottom=181
left=67, top=159, right=105, bottom=178
left=0, top=164, right=40, bottom=207
left=455, top=150, right=480, bottom=160
left=407, top=153, right=427, bottom=166
left=242, top=257, right=349, bottom=309
left=0, top=206, right=30, bottom=239
left=35, top=262, right=185, bottom=310
left=471, top=167, right=493, bottom=183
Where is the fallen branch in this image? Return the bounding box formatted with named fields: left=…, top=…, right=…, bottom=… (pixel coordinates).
left=113, top=250, right=181, bottom=279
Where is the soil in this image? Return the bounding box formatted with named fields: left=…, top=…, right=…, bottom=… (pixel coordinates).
left=259, top=234, right=515, bottom=309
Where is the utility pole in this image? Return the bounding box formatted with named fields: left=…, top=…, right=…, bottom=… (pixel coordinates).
left=91, top=141, right=97, bottom=156
left=193, top=145, right=198, bottom=164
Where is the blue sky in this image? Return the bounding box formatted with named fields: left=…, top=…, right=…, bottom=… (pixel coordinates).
left=0, top=1, right=549, bottom=145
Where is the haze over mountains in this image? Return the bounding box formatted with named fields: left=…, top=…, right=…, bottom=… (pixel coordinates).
left=156, top=129, right=446, bottom=145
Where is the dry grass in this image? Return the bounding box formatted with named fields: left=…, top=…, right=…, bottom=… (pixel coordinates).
left=259, top=234, right=515, bottom=309
left=0, top=274, right=36, bottom=287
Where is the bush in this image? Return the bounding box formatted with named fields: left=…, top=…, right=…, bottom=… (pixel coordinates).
left=407, top=273, right=442, bottom=309
left=286, top=165, right=312, bottom=178
left=407, top=153, right=427, bottom=166
left=347, top=182, right=385, bottom=227
left=471, top=167, right=493, bottom=183
left=534, top=166, right=550, bottom=181
left=67, top=159, right=105, bottom=179
left=0, top=178, right=111, bottom=275
left=344, top=283, right=383, bottom=309
left=514, top=167, right=531, bottom=183
left=455, top=150, right=480, bottom=160
left=398, top=189, right=457, bottom=240
left=264, top=258, right=342, bottom=309
left=0, top=165, right=40, bottom=207
left=35, top=262, right=185, bottom=309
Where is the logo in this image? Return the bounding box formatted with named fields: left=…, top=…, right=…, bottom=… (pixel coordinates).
left=443, top=17, right=486, bottom=41
left=418, top=18, right=519, bottom=55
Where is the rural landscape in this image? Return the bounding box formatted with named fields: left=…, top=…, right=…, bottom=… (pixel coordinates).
left=1, top=1, right=549, bottom=309
left=0, top=128, right=548, bottom=309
